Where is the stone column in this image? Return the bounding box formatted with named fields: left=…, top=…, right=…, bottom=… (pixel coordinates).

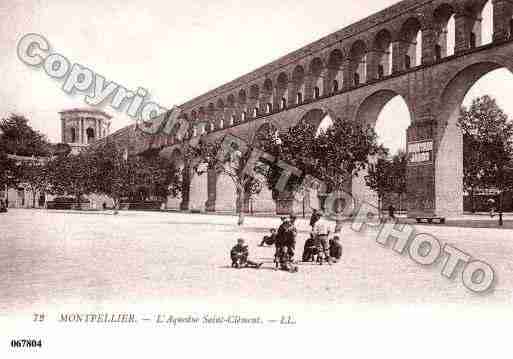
left=365, top=50, right=381, bottom=81
left=493, top=0, right=513, bottom=41
left=342, top=59, right=352, bottom=90
left=61, top=118, right=66, bottom=142
left=406, top=120, right=436, bottom=217
left=421, top=26, right=438, bottom=65
left=205, top=168, right=217, bottom=212
left=80, top=117, right=85, bottom=144
left=454, top=12, right=476, bottom=53
left=180, top=164, right=191, bottom=211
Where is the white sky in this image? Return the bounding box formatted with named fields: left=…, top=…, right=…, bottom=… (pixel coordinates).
left=1, top=0, right=513, bottom=152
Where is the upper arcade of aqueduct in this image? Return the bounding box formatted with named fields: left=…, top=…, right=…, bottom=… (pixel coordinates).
left=173, top=0, right=512, bottom=137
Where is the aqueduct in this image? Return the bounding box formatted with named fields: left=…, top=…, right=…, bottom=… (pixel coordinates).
left=111, top=0, right=513, bottom=217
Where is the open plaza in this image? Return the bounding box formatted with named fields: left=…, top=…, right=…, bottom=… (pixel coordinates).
left=1, top=208, right=512, bottom=316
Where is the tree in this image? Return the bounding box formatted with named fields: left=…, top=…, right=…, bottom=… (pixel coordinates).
left=46, top=151, right=96, bottom=207
left=186, top=136, right=262, bottom=225
left=365, top=150, right=407, bottom=216
left=0, top=114, right=51, bottom=156
left=18, top=159, right=50, bottom=208
left=459, top=95, right=513, bottom=223
left=89, top=142, right=182, bottom=214
left=0, top=151, right=19, bottom=189
left=365, top=155, right=392, bottom=215
left=261, top=118, right=383, bottom=229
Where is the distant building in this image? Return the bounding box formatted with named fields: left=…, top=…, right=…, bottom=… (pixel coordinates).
left=59, top=108, right=111, bottom=154
left=3, top=108, right=113, bottom=209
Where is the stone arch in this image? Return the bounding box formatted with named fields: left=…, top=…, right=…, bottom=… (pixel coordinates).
left=309, top=57, right=324, bottom=99
left=159, top=146, right=185, bottom=210
left=189, top=171, right=208, bottom=212
left=262, top=79, right=273, bottom=113
left=460, top=0, right=493, bottom=48
left=352, top=89, right=414, bottom=207
left=435, top=58, right=513, bottom=216
left=238, top=89, right=247, bottom=105
left=299, top=108, right=329, bottom=132
left=373, top=29, right=393, bottom=78
left=251, top=121, right=279, bottom=148
left=354, top=89, right=414, bottom=127
left=291, top=65, right=306, bottom=105
left=327, top=48, right=344, bottom=94
left=398, top=17, right=423, bottom=69
left=227, top=94, right=236, bottom=108
left=350, top=40, right=368, bottom=85
left=263, top=78, right=273, bottom=94
left=433, top=3, right=456, bottom=59
left=275, top=72, right=289, bottom=110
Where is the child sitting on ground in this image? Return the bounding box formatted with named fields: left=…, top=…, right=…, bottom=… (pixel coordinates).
left=329, top=236, right=343, bottom=263
left=259, top=228, right=277, bottom=247
left=230, top=238, right=263, bottom=269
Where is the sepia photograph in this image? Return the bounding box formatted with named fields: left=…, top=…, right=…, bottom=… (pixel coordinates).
left=1, top=0, right=513, bottom=357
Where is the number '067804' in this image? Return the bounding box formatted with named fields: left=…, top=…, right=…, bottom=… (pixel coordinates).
left=10, top=339, right=42, bottom=348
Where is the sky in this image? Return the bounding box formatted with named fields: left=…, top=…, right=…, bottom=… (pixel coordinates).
left=1, top=0, right=513, bottom=154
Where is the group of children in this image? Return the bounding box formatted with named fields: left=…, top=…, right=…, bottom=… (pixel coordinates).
left=229, top=210, right=342, bottom=270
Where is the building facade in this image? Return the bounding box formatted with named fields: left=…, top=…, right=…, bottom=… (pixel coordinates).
left=60, top=108, right=111, bottom=155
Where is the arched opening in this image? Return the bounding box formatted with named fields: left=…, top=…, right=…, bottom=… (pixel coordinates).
left=297, top=109, right=336, bottom=210
left=314, top=87, right=320, bottom=99
left=227, top=94, right=235, bottom=108
left=315, top=113, right=334, bottom=137
left=230, top=115, right=236, bottom=126
left=437, top=62, right=513, bottom=215
left=276, top=72, right=288, bottom=109
left=373, top=29, right=393, bottom=78
left=266, top=103, right=272, bottom=114
left=262, top=79, right=273, bottom=110
left=309, top=57, right=324, bottom=99
left=350, top=40, right=367, bottom=85
left=208, top=103, right=215, bottom=120
left=238, top=89, right=247, bottom=107
left=434, top=4, right=456, bottom=59
left=354, top=90, right=413, bottom=208
left=333, top=80, right=339, bottom=93
left=328, top=49, right=344, bottom=93
left=70, top=127, right=77, bottom=143
left=86, top=128, right=95, bottom=143
left=248, top=122, right=279, bottom=212
left=292, top=65, right=305, bottom=105
left=241, top=111, right=247, bottom=122
left=159, top=147, right=184, bottom=210
left=249, top=84, right=260, bottom=112
left=281, top=97, right=287, bottom=110
left=463, top=0, right=493, bottom=49
left=399, top=18, right=422, bottom=69
left=481, top=0, right=494, bottom=45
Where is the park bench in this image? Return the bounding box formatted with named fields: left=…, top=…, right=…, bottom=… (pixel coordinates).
left=415, top=217, right=445, bottom=224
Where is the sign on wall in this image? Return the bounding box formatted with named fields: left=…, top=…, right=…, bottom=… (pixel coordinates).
left=407, top=140, right=433, bottom=165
